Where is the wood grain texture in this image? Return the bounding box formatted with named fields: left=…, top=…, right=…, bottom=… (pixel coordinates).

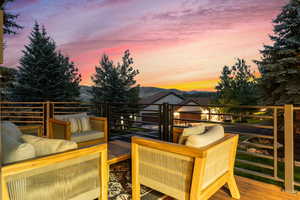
left=163, top=176, right=300, bottom=200
left=108, top=140, right=131, bottom=165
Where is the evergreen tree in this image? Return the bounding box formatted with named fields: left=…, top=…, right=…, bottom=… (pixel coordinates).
left=215, top=58, right=258, bottom=106
left=255, top=0, right=300, bottom=105
left=90, top=50, right=139, bottom=104
left=1, top=0, right=23, bottom=35
left=11, top=22, right=81, bottom=101
left=0, top=66, right=16, bottom=100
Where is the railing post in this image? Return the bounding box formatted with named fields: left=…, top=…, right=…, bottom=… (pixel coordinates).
left=284, top=104, right=295, bottom=193
left=162, top=103, right=170, bottom=141
left=106, top=103, right=111, bottom=141
left=46, top=101, right=51, bottom=138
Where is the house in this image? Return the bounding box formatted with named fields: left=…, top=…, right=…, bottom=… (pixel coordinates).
left=139, top=91, right=184, bottom=122
left=174, top=97, right=221, bottom=125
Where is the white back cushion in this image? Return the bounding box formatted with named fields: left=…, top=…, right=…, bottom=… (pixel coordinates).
left=185, top=125, right=224, bottom=148
left=80, top=116, right=91, bottom=132
left=54, top=113, right=89, bottom=133
left=54, top=113, right=88, bottom=121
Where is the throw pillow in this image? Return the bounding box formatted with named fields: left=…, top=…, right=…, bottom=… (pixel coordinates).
left=178, top=124, right=206, bottom=144
left=80, top=116, right=91, bottom=132
left=185, top=125, right=224, bottom=148
left=0, top=121, right=23, bottom=142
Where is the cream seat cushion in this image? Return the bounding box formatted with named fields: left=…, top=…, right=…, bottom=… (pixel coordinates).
left=21, top=134, right=78, bottom=157
left=71, top=130, right=104, bottom=143
left=178, top=124, right=206, bottom=144
left=185, top=125, right=224, bottom=148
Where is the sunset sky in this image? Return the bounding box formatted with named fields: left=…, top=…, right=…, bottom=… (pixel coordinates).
left=5, top=0, right=288, bottom=91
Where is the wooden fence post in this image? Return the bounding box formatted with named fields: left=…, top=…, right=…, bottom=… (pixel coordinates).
left=284, top=104, right=295, bottom=193
left=46, top=101, right=51, bottom=138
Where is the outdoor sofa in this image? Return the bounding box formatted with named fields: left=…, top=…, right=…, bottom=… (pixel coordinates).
left=49, top=113, right=108, bottom=147
left=1, top=121, right=108, bottom=200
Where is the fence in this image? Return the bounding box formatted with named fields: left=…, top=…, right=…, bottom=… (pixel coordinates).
left=0, top=101, right=299, bottom=192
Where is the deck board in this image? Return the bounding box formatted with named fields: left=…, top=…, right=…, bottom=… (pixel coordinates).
left=163, top=176, right=299, bottom=200
left=211, top=176, right=299, bottom=200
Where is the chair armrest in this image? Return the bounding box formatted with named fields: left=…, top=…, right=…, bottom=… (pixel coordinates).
left=89, top=117, right=108, bottom=142
left=132, top=136, right=204, bottom=158
left=49, top=119, right=71, bottom=140
left=18, top=125, right=43, bottom=137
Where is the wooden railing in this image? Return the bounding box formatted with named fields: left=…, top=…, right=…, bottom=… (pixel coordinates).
left=170, top=104, right=299, bottom=193
left=0, top=101, right=299, bottom=192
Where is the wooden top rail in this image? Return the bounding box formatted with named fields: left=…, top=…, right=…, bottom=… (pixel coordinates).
left=0, top=102, right=46, bottom=104
left=172, top=104, right=284, bottom=109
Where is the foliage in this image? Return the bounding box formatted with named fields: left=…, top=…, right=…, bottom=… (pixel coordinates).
left=0, top=66, right=16, bottom=100
left=90, top=50, right=140, bottom=104
left=90, top=50, right=140, bottom=131
left=10, top=22, right=81, bottom=101
left=255, top=0, right=300, bottom=105
left=1, top=0, right=23, bottom=35
left=215, top=58, right=258, bottom=107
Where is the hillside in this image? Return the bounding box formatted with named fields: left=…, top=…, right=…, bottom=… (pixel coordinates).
left=80, top=85, right=216, bottom=102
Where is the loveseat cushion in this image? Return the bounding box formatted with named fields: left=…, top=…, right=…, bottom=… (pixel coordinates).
left=2, top=135, right=36, bottom=164
left=21, top=134, right=78, bottom=157
left=185, top=125, right=224, bottom=148
left=71, top=130, right=104, bottom=143
left=178, top=124, right=206, bottom=144
left=54, top=113, right=91, bottom=133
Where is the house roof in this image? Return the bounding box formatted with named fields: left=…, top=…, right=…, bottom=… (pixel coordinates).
left=179, top=97, right=212, bottom=106
left=139, top=91, right=184, bottom=105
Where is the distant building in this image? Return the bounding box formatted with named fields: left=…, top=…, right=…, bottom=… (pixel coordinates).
left=139, top=92, right=184, bottom=122
left=174, top=97, right=221, bottom=125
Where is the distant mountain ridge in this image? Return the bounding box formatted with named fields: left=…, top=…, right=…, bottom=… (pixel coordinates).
left=79, top=85, right=216, bottom=102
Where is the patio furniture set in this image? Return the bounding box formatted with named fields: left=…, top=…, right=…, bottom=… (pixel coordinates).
left=1, top=112, right=240, bottom=200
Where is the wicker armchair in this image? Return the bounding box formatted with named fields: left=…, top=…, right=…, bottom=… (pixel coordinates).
left=131, top=127, right=240, bottom=200
left=49, top=116, right=108, bottom=147
left=1, top=123, right=108, bottom=200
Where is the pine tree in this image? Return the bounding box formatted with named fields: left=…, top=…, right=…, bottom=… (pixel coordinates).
left=255, top=0, right=300, bottom=105
left=11, top=22, right=81, bottom=101
left=1, top=0, right=23, bottom=35
left=90, top=50, right=139, bottom=104
left=216, top=58, right=258, bottom=106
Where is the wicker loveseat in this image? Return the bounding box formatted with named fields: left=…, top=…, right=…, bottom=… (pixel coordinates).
left=131, top=125, right=240, bottom=200
left=49, top=113, right=108, bottom=147
left=1, top=121, right=108, bottom=200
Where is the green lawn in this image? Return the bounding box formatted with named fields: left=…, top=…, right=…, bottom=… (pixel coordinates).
left=235, top=153, right=300, bottom=191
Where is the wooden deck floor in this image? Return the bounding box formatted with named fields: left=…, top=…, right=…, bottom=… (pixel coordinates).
left=108, top=140, right=299, bottom=200
left=211, top=176, right=299, bottom=200
left=164, top=176, right=299, bottom=200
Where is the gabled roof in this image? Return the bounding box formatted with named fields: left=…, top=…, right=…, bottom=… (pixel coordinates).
left=139, top=91, right=184, bottom=105
left=179, top=97, right=212, bottom=106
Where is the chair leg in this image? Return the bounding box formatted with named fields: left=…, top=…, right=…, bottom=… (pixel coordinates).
left=132, top=183, right=140, bottom=200
left=227, top=174, right=240, bottom=199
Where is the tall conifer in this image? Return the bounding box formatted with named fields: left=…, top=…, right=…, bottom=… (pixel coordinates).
left=11, top=22, right=81, bottom=101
